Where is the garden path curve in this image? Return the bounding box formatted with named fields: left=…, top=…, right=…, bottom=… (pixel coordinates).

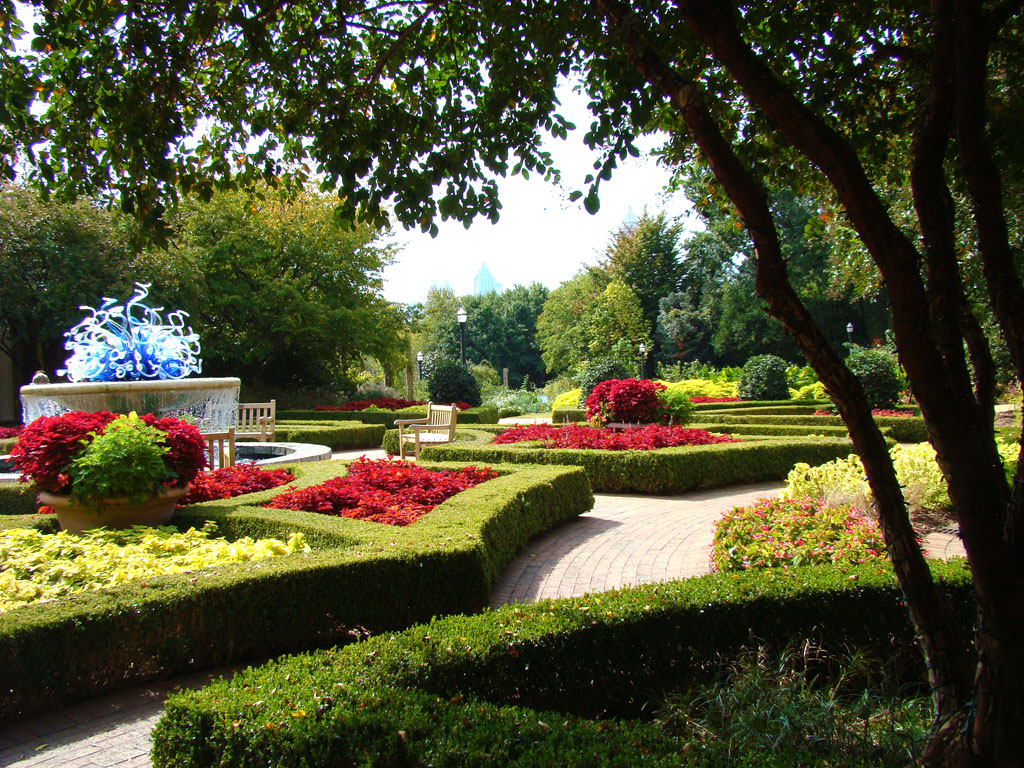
left=0, top=450, right=965, bottom=768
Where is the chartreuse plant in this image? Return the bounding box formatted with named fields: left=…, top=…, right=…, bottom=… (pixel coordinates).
left=712, top=496, right=887, bottom=571
left=67, top=412, right=174, bottom=504
left=0, top=522, right=308, bottom=612
left=786, top=442, right=1019, bottom=514
left=656, top=382, right=698, bottom=424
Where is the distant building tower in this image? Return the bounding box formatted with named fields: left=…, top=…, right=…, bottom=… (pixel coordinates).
left=473, top=263, right=500, bottom=295
left=623, top=205, right=639, bottom=230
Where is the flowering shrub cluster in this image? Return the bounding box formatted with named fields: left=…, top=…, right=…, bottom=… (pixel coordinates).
left=712, top=496, right=888, bottom=571
left=585, top=378, right=666, bottom=424
left=315, top=398, right=473, bottom=411
left=264, top=458, right=497, bottom=526
left=689, top=396, right=741, bottom=404
left=492, top=423, right=737, bottom=451
left=9, top=411, right=206, bottom=495
left=180, top=464, right=296, bottom=506
left=0, top=425, right=22, bottom=439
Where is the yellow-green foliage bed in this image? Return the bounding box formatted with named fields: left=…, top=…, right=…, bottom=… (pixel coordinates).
left=0, top=523, right=308, bottom=612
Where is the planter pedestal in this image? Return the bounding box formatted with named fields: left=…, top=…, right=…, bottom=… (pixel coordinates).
left=38, top=486, right=189, bottom=534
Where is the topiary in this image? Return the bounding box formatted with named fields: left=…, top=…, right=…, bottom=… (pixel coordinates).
left=575, top=357, right=630, bottom=400
left=428, top=359, right=482, bottom=407
left=846, top=348, right=902, bottom=409
left=738, top=354, right=791, bottom=400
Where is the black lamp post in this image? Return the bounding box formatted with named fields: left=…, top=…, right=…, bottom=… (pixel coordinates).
left=416, top=351, right=423, bottom=379
left=846, top=322, right=854, bottom=348
left=639, top=342, right=646, bottom=379
left=457, top=308, right=468, bottom=365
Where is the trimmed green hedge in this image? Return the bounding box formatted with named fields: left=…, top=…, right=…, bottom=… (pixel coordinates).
left=0, top=437, right=15, bottom=454
left=552, top=406, right=587, bottom=423
left=384, top=433, right=856, bottom=494
left=273, top=421, right=385, bottom=450
left=151, top=559, right=974, bottom=768
left=278, top=405, right=500, bottom=427
left=693, top=400, right=829, bottom=412
left=698, top=413, right=929, bottom=443
left=0, top=460, right=591, bottom=720
left=0, top=482, right=37, bottom=516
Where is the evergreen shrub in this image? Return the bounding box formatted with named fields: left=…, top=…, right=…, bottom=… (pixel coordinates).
left=428, top=359, right=482, bottom=407
left=575, top=357, right=629, bottom=399
left=738, top=355, right=791, bottom=401
left=846, top=348, right=902, bottom=409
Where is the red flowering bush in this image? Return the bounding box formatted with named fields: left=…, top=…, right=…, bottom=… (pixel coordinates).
left=492, top=423, right=737, bottom=451
left=711, top=496, right=889, bottom=571
left=585, top=379, right=666, bottom=424
left=181, top=464, right=296, bottom=505
left=9, top=410, right=206, bottom=496
left=690, top=396, right=741, bottom=404
left=315, top=399, right=474, bottom=412
left=8, top=411, right=118, bottom=493
left=0, top=425, right=22, bottom=439
left=264, top=458, right=497, bottom=526
left=315, top=398, right=425, bottom=411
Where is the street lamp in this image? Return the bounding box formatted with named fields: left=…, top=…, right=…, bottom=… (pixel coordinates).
left=416, top=351, right=423, bottom=379
left=639, top=342, right=647, bottom=380
left=846, top=322, right=854, bottom=347
left=456, top=308, right=468, bottom=365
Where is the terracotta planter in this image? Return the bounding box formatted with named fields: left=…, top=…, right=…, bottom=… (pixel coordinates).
left=38, top=485, right=189, bottom=534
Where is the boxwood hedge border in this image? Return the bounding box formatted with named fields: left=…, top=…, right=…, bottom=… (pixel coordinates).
left=0, top=459, right=592, bottom=720
left=383, top=427, right=858, bottom=494
left=278, top=405, right=499, bottom=427
left=151, top=559, right=974, bottom=768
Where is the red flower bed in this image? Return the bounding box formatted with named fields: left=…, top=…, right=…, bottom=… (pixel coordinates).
left=492, top=423, right=738, bottom=451
left=585, top=379, right=666, bottom=424
left=314, top=399, right=474, bottom=412
left=0, top=425, right=23, bottom=439
left=180, top=464, right=296, bottom=505
left=315, top=398, right=425, bottom=411
left=263, top=458, right=497, bottom=526
left=814, top=408, right=914, bottom=418
left=690, top=396, right=741, bottom=404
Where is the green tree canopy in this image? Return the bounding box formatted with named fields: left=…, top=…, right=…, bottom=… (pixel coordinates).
left=138, top=188, right=403, bottom=389
left=0, top=184, right=134, bottom=384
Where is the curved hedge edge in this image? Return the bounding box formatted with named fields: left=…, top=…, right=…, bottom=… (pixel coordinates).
left=0, top=460, right=592, bottom=721
left=0, top=482, right=38, bottom=516
left=274, top=422, right=385, bottom=450
left=278, top=406, right=500, bottom=426
left=698, top=413, right=929, bottom=443
left=151, top=559, right=974, bottom=768
left=381, top=425, right=501, bottom=455
left=416, top=437, right=857, bottom=494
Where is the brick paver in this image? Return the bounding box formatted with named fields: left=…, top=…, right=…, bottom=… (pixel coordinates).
left=0, top=476, right=967, bottom=768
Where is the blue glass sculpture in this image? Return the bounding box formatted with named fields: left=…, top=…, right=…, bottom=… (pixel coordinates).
left=58, top=283, right=202, bottom=382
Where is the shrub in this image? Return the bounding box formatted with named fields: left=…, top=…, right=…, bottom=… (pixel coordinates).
left=846, top=348, right=902, bottom=409
left=585, top=378, right=666, bottom=424
left=427, top=359, right=482, bottom=406
left=574, top=356, right=629, bottom=399
left=738, top=355, right=791, bottom=401
left=655, top=378, right=738, bottom=399
left=792, top=381, right=828, bottom=400
left=551, top=388, right=582, bottom=411
left=484, top=387, right=546, bottom=417
left=712, top=496, right=887, bottom=571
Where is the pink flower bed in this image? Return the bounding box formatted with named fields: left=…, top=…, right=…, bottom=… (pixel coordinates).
left=492, top=423, right=737, bottom=451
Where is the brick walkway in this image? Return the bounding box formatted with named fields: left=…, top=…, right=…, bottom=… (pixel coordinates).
left=0, top=478, right=965, bottom=768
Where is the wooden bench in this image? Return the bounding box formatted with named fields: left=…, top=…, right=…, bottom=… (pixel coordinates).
left=394, top=403, right=458, bottom=460
left=203, top=427, right=236, bottom=469
left=237, top=400, right=275, bottom=442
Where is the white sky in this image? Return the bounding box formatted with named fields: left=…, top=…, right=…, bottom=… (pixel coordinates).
left=383, top=87, right=698, bottom=304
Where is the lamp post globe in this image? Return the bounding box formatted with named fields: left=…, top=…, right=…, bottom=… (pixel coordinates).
left=456, top=309, right=468, bottom=365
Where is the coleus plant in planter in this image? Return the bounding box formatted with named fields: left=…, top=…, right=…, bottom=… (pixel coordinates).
left=9, top=410, right=207, bottom=510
